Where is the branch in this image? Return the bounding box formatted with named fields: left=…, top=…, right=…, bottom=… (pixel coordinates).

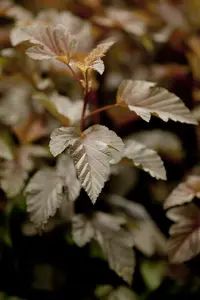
left=83, top=103, right=119, bottom=122
left=81, top=69, right=89, bottom=131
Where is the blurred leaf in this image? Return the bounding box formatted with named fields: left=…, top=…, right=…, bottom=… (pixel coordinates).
left=130, top=220, right=167, bottom=257
left=167, top=204, right=200, bottom=263
left=0, top=138, right=13, bottom=160
left=108, top=286, right=137, bottom=300
left=72, top=214, right=94, bottom=247
left=140, top=260, right=166, bottom=291
left=164, top=175, right=200, bottom=209
left=94, top=212, right=135, bottom=284
left=0, top=84, right=31, bottom=126
left=131, top=129, right=184, bottom=161
left=25, top=168, right=65, bottom=228
left=0, top=161, right=28, bottom=198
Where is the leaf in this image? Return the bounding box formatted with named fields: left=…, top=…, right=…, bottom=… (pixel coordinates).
left=12, top=113, right=47, bottom=143
left=0, top=84, right=31, bottom=126
left=156, top=2, right=188, bottom=30
left=94, top=212, right=135, bottom=284
left=18, top=145, right=50, bottom=171
left=37, top=10, right=93, bottom=52
left=107, top=194, right=149, bottom=221
left=49, top=93, right=87, bottom=125
left=117, top=80, right=197, bottom=124
left=130, top=220, right=167, bottom=257
left=25, top=168, right=65, bottom=228
left=131, top=129, right=184, bottom=161
left=95, top=285, right=113, bottom=298
left=14, top=24, right=77, bottom=62
left=0, top=138, right=13, bottom=160
left=33, top=92, right=70, bottom=126
left=50, top=125, right=124, bottom=203
left=124, top=139, right=166, bottom=180
left=108, top=286, right=137, bottom=300
left=95, top=229, right=135, bottom=284
left=167, top=204, right=200, bottom=263
left=72, top=214, right=94, bottom=247
left=73, top=40, right=115, bottom=74
left=109, top=164, right=137, bottom=196
left=93, top=7, right=147, bottom=36
left=164, top=175, right=200, bottom=209
left=0, top=161, right=28, bottom=198
left=56, top=153, right=81, bottom=202
left=140, top=260, right=166, bottom=291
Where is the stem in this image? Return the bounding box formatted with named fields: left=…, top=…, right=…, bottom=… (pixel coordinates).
left=66, top=64, right=83, bottom=89
left=83, top=103, right=119, bottom=122
left=81, top=69, right=89, bottom=131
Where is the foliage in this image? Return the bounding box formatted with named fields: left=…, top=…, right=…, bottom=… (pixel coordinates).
left=0, top=0, right=200, bottom=299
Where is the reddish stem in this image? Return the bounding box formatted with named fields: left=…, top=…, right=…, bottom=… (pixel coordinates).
left=83, top=103, right=119, bottom=122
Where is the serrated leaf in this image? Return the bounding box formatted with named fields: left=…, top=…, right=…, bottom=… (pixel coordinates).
left=25, top=168, right=65, bottom=228
left=96, top=230, right=135, bottom=284
left=56, top=153, right=81, bottom=202
left=50, top=125, right=124, bottom=203
left=117, top=80, right=197, bottom=124
left=167, top=204, right=200, bottom=263
left=0, top=161, right=28, bottom=198
left=0, top=138, right=13, bottom=160
left=72, top=214, right=94, bottom=247
left=164, top=175, right=200, bottom=209
left=124, top=139, right=166, bottom=180
left=73, top=40, right=115, bottom=74
left=14, top=24, right=77, bottom=62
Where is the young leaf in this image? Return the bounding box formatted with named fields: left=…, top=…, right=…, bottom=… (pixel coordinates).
left=0, top=161, right=28, bottom=198
left=117, top=80, right=197, bottom=124
left=72, top=215, right=95, bottom=247
left=164, top=175, right=200, bottom=209
left=50, top=125, right=124, bottom=203
left=14, top=24, right=77, bottom=62
left=124, top=139, right=166, bottom=180
left=167, top=204, right=200, bottom=263
left=0, top=138, right=13, bottom=160
left=25, top=168, right=65, bottom=228
left=73, top=40, right=115, bottom=74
